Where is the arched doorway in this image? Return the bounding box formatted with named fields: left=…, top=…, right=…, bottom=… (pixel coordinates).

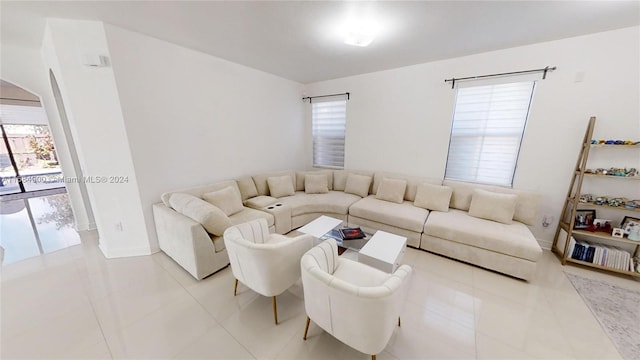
left=0, top=80, right=64, bottom=194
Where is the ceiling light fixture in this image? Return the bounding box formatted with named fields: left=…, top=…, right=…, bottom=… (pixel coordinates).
left=343, top=20, right=376, bottom=47
left=344, top=29, right=374, bottom=47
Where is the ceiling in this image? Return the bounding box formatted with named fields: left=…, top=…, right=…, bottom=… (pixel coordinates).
left=1, top=1, right=639, bottom=84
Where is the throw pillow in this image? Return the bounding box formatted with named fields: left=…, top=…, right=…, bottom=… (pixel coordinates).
left=236, top=176, right=259, bottom=200
left=375, top=178, right=407, bottom=204
left=468, top=189, right=517, bottom=224
left=305, top=174, right=329, bottom=194
left=344, top=173, right=372, bottom=198
left=414, top=183, right=452, bottom=212
left=267, top=175, right=295, bottom=198
left=202, top=186, right=244, bottom=216
left=169, top=193, right=232, bottom=236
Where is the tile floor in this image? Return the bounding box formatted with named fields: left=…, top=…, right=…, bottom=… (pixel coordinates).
left=1, top=228, right=639, bottom=359
left=0, top=191, right=80, bottom=265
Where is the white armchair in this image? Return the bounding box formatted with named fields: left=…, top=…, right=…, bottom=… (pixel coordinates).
left=223, top=218, right=313, bottom=324
left=300, top=239, right=412, bottom=360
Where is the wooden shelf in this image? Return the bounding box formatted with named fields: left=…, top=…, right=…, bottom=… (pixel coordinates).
left=565, top=258, right=640, bottom=277
left=590, top=144, right=640, bottom=148
left=576, top=202, right=640, bottom=213
left=581, top=173, right=640, bottom=181
left=560, top=222, right=640, bottom=245
left=553, top=117, right=640, bottom=278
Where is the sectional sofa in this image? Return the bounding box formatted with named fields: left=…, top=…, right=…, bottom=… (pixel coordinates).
left=153, top=169, right=542, bottom=281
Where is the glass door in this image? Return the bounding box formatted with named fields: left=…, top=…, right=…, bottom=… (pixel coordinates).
left=0, top=124, right=63, bottom=194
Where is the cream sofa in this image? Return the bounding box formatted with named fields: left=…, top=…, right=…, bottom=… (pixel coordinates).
left=154, top=169, right=542, bottom=281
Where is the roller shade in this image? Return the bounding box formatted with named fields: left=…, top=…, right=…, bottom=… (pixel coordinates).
left=0, top=104, right=48, bottom=125
left=445, top=81, right=535, bottom=187
left=312, top=96, right=347, bottom=168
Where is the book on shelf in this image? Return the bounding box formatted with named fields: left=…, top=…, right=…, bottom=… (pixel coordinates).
left=567, top=239, right=633, bottom=271
left=586, top=246, right=596, bottom=263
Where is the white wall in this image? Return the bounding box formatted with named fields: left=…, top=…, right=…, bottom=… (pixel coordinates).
left=0, top=43, right=94, bottom=231
left=103, top=25, right=306, bottom=251
left=304, top=26, right=640, bottom=247
left=42, top=20, right=151, bottom=257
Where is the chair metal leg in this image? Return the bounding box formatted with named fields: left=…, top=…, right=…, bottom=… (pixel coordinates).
left=272, top=296, right=278, bottom=325
left=398, top=316, right=401, bottom=327
left=233, top=279, right=238, bottom=296
left=303, top=316, right=310, bottom=340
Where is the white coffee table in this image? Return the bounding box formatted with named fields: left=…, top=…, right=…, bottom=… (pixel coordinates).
left=358, top=231, right=407, bottom=273
left=299, top=216, right=407, bottom=272
left=297, top=215, right=342, bottom=238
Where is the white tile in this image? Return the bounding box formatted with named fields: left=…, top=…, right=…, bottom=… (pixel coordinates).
left=91, top=270, right=188, bottom=332
left=406, top=269, right=475, bottom=329
left=385, top=301, right=476, bottom=359
left=1, top=262, right=92, bottom=338
left=1, top=217, right=635, bottom=360
left=220, top=290, right=307, bottom=359
left=186, top=266, right=261, bottom=323
left=1, top=300, right=105, bottom=358
left=173, top=324, right=254, bottom=359
left=101, top=293, right=218, bottom=358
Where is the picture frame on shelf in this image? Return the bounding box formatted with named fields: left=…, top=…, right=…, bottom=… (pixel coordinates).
left=574, top=209, right=596, bottom=229
left=621, top=216, right=640, bottom=234
left=593, top=219, right=611, bottom=227
left=612, top=228, right=624, bottom=238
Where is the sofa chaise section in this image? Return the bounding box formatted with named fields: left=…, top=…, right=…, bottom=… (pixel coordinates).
left=154, top=180, right=274, bottom=279
left=421, top=180, right=542, bottom=280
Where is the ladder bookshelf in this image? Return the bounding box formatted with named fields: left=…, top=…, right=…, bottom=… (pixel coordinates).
left=552, top=116, right=640, bottom=277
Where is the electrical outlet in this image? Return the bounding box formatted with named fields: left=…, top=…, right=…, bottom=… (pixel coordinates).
left=542, top=215, right=554, bottom=228
left=115, top=222, right=123, bottom=231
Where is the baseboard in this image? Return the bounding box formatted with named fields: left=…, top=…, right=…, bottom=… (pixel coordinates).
left=75, top=222, right=97, bottom=232
left=537, top=237, right=553, bottom=250
left=99, top=242, right=153, bottom=259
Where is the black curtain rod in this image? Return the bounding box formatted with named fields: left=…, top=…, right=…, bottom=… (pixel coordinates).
left=444, top=66, right=557, bottom=89
left=302, top=92, right=350, bottom=103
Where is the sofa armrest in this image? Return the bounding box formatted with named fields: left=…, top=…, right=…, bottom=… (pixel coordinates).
left=153, top=203, right=226, bottom=279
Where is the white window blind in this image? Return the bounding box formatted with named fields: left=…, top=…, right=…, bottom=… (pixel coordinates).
left=445, top=81, right=535, bottom=187
left=0, top=104, right=48, bottom=125
left=312, top=97, right=346, bottom=168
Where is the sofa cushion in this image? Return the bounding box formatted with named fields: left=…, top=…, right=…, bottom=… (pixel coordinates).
left=414, top=183, right=452, bottom=212
left=375, top=178, right=407, bottom=204
left=244, top=195, right=278, bottom=209
left=372, top=172, right=442, bottom=202
left=236, top=176, right=259, bottom=201
left=349, top=196, right=429, bottom=233
left=202, top=186, right=244, bottom=216
left=252, top=171, right=296, bottom=196
left=468, top=189, right=517, bottom=224
left=279, top=191, right=362, bottom=217
left=161, top=180, right=240, bottom=208
left=345, top=174, right=372, bottom=198
left=296, top=170, right=333, bottom=191
left=305, top=174, right=329, bottom=194
left=443, top=180, right=539, bottom=226
left=333, top=170, right=374, bottom=191
left=229, top=207, right=275, bottom=228
left=267, top=175, right=295, bottom=198
left=424, top=209, right=542, bottom=262
left=169, top=193, right=232, bottom=236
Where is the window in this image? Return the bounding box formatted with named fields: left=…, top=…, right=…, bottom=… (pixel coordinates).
left=312, top=97, right=347, bottom=168
left=444, top=81, right=535, bottom=187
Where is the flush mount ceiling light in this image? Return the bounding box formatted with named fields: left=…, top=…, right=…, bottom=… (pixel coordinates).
left=343, top=20, right=376, bottom=47
left=344, top=29, right=374, bottom=47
